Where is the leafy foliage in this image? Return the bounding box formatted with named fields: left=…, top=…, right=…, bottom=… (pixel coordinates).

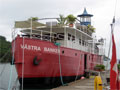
left=94, top=64, right=105, bottom=71
left=57, top=14, right=76, bottom=27
left=57, top=14, right=67, bottom=27
left=28, top=17, right=39, bottom=21
left=118, top=64, right=120, bottom=71
left=0, top=36, right=11, bottom=63
left=87, top=25, right=95, bottom=32
left=66, top=14, right=76, bottom=24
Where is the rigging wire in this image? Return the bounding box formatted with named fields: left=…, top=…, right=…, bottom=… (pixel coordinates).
left=0, top=48, right=11, bottom=62
left=0, top=48, right=11, bottom=77
left=7, top=28, right=16, bottom=90
left=106, top=0, right=117, bottom=69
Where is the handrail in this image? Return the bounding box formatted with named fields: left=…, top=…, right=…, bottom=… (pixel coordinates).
left=23, top=31, right=93, bottom=53
left=12, top=27, right=102, bottom=55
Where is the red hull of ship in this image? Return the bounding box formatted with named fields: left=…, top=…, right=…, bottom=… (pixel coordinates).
left=12, top=36, right=103, bottom=84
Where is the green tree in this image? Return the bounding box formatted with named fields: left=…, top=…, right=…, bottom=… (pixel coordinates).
left=0, top=36, right=11, bottom=63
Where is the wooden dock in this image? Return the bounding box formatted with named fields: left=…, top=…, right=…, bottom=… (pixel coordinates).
left=53, top=77, right=95, bottom=90
left=52, top=71, right=110, bottom=90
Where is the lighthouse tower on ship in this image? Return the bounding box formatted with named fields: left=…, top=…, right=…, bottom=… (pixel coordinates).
left=77, top=8, right=93, bottom=26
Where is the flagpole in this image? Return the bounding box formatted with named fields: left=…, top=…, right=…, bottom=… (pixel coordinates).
left=108, top=23, right=113, bottom=57
left=108, top=17, right=115, bottom=56
left=106, top=17, right=115, bottom=70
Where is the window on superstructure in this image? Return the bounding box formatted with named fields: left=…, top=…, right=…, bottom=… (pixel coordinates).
left=79, top=39, right=81, bottom=45
left=72, top=35, right=75, bottom=41
left=68, top=33, right=71, bottom=40
left=42, top=34, right=50, bottom=41
left=32, top=34, right=41, bottom=39
left=54, top=34, right=57, bottom=38
left=53, top=34, right=57, bottom=41
left=82, top=40, right=84, bottom=46
left=57, top=33, right=64, bottom=40
left=37, top=35, right=41, bottom=38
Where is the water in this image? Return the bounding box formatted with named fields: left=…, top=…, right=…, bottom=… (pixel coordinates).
left=0, top=63, right=52, bottom=90
left=0, top=63, right=19, bottom=90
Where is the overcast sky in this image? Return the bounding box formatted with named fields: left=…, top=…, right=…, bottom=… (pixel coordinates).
left=0, top=0, right=120, bottom=58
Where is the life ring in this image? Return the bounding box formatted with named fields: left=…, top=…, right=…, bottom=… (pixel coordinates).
left=33, top=56, right=41, bottom=65
left=94, top=76, right=103, bottom=90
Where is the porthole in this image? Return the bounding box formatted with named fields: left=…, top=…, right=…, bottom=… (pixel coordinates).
left=75, top=53, right=77, bottom=56
left=62, top=50, right=64, bottom=54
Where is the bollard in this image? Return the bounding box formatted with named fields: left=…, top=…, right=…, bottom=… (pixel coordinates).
left=94, top=76, right=103, bottom=90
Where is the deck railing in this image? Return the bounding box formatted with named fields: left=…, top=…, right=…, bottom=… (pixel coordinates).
left=12, top=28, right=101, bottom=54
left=12, top=27, right=104, bottom=55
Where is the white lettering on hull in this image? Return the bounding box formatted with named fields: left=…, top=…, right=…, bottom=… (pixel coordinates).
left=20, top=44, right=60, bottom=53
left=44, top=47, right=60, bottom=53
left=20, top=44, right=41, bottom=51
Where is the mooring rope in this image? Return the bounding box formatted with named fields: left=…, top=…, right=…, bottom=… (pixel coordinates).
left=21, top=37, right=25, bottom=90
left=58, top=46, right=64, bottom=85
left=58, top=45, right=68, bottom=86
left=7, top=32, right=16, bottom=90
